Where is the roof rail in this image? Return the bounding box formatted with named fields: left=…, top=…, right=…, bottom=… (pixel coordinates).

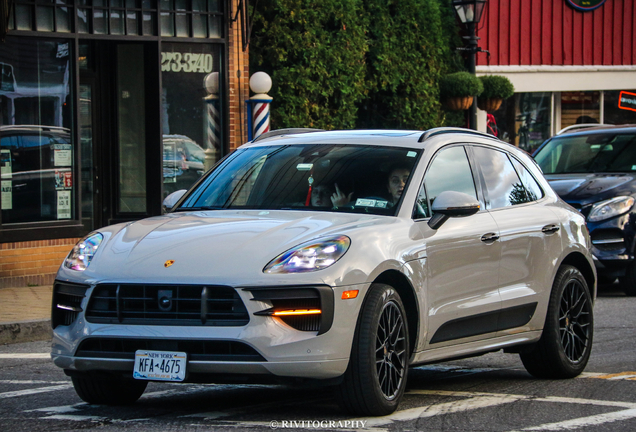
left=252, top=128, right=325, bottom=143
left=418, top=127, right=500, bottom=143
left=556, top=123, right=610, bottom=135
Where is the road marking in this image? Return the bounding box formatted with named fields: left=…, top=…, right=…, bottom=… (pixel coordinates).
left=0, top=384, right=73, bottom=399
left=586, top=371, right=636, bottom=381
left=357, top=392, right=525, bottom=427
left=0, top=353, right=50, bottom=359
left=508, top=408, right=636, bottom=431
left=0, top=380, right=68, bottom=384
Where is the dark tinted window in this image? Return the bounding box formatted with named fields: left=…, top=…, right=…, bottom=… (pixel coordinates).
left=472, top=146, right=528, bottom=209
left=180, top=144, right=420, bottom=216
left=415, top=146, right=476, bottom=218
left=511, top=157, right=544, bottom=202
left=534, top=133, right=636, bottom=174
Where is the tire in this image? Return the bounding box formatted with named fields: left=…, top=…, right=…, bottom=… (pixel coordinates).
left=337, top=283, right=409, bottom=416
left=520, top=265, right=593, bottom=379
left=618, top=263, right=636, bottom=296
left=71, top=374, right=148, bottom=405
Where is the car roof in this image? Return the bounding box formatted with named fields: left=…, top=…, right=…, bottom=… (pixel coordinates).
left=240, top=128, right=505, bottom=150
left=554, top=124, right=636, bottom=137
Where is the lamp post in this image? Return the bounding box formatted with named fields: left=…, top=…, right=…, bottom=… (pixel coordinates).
left=452, top=0, right=487, bottom=130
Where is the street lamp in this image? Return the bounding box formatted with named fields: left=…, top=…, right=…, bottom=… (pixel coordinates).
left=452, top=0, right=487, bottom=130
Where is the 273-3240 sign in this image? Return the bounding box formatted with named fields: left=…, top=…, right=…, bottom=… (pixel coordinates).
left=161, top=52, right=214, bottom=73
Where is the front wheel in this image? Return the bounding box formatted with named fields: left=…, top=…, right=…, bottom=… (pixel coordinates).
left=337, top=283, right=409, bottom=416
left=71, top=374, right=148, bottom=405
left=520, top=265, right=593, bottom=378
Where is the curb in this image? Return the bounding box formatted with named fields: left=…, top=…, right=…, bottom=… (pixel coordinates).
left=0, top=319, right=52, bottom=344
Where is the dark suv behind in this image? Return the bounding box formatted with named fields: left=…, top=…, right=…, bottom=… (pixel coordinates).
left=534, top=125, right=636, bottom=295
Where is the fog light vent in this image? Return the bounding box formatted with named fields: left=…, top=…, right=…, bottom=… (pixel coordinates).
left=52, top=282, right=90, bottom=329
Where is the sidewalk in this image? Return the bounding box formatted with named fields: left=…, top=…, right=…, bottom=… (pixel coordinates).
left=0, top=286, right=53, bottom=344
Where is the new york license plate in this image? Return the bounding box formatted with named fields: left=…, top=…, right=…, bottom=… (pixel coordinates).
left=133, top=350, right=187, bottom=382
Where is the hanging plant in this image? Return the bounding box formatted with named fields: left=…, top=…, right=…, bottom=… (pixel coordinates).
left=477, top=75, right=515, bottom=112
left=439, top=72, right=483, bottom=111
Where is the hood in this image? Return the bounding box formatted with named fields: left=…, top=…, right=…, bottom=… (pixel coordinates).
left=544, top=173, right=636, bottom=207
left=83, top=210, right=394, bottom=285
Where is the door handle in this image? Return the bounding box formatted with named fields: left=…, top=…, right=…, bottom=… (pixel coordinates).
left=481, top=232, right=499, bottom=242
left=542, top=224, right=560, bottom=234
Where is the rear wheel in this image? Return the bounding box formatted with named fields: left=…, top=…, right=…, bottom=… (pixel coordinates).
left=71, top=374, right=148, bottom=405
left=337, top=283, right=409, bottom=416
left=520, top=265, right=593, bottom=378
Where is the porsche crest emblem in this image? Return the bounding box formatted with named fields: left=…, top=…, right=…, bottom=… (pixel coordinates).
left=164, top=260, right=175, bottom=268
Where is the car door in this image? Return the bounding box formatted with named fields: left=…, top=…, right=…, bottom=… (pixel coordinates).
left=470, top=145, right=562, bottom=334
left=413, top=145, right=502, bottom=349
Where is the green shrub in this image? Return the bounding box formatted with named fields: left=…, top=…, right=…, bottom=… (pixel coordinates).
left=479, top=75, right=515, bottom=99
left=356, top=0, right=458, bottom=130
left=250, top=0, right=368, bottom=130
left=250, top=0, right=467, bottom=130
left=439, top=72, right=483, bottom=98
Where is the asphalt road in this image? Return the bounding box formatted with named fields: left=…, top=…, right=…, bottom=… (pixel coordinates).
left=1, top=283, right=635, bottom=432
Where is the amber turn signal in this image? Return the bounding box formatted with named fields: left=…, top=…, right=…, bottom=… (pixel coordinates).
left=272, top=309, right=322, bottom=316
left=341, top=290, right=359, bottom=299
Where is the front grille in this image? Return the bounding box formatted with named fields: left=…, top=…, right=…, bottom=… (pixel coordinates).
left=85, top=284, right=249, bottom=326
left=75, top=338, right=265, bottom=362
left=52, top=282, right=90, bottom=329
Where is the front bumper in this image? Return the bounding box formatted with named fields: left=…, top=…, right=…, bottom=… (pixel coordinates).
left=51, top=282, right=368, bottom=381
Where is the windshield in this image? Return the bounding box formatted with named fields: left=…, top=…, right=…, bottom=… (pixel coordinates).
left=535, top=133, right=636, bottom=174
left=178, top=144, right=421, bottom=216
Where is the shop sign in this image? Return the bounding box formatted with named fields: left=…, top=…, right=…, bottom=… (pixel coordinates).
left=55, top=170, right=73, bottom=190
left=618, top=91, right=636, bottom=112
left=566, top=0, right=607, bottom=11
left=161, top=52, right=214, bottom=73
left=57, top=190, right=71, bottom=219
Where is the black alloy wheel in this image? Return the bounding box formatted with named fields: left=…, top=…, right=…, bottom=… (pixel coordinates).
left=520, top=265, right=594, bottom=379
left=337, top=283, right=410, bottom=416
left=376, top=300, right=407, bottom=400
left=558, top=277, right=592, bottom=363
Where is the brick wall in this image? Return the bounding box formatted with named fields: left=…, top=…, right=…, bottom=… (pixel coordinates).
left=0, top=239, right=79, bottom=288
left=227, top=0, right=250, bottom=152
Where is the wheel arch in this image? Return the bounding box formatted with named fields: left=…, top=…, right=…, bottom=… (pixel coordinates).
left=372, top=270, right=419, bottom=357
left=559, top=252, right=597, bottom=299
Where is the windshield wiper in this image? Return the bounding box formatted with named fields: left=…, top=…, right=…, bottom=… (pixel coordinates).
left=173, top=206, right=225, bottom=211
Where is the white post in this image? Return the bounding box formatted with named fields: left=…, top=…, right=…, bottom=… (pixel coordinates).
left=249, top=72, right=273, bottom=139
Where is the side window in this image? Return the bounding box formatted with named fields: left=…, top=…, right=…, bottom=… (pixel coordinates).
left=511, top=157, right=544, bottom=202
left=414, top=146, right=477, bottom=218
left=472, top=146, right=528, bottom=209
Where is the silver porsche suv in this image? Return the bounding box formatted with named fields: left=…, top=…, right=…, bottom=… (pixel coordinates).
left=52, top=128, right=596, bottom=416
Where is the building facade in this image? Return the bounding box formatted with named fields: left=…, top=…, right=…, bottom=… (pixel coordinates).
left=476, top=0, right=636, bottom=152
left=0, top=0, right=249, bottom=288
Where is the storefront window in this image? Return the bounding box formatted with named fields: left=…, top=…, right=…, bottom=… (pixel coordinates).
left=491, top=92, right=551, bottom=153
left=0, top=38, right=74, bottom=224
left=561, top=91, right=601, bottom=129
left=604, top=90, right=636, bottom=125
left=161, top=43, right=222, bottom=198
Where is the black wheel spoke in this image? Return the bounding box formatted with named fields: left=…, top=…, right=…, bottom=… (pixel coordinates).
left=557, top=277, right=591, bottom=363
left=375, top=300, right=406, bottom=400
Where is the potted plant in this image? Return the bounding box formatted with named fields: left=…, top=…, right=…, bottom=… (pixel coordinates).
left=477, top=75, right=515, bottom=112
left=439, top=72, right=483, bottom=110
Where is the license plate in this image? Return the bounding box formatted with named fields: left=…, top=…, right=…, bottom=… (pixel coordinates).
left=133, top=350, right=187, bottom=382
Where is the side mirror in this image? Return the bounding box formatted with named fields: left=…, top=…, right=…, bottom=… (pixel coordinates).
left=428, top=190, right=480, bottom=230
left=162, top=189, right=187, bottom=213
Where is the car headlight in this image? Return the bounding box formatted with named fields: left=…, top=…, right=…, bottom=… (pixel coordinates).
left=64, top=232, right=104, bottom=271
left=263, top=235, right=351, bottom=274
left=588, top=196, right=635, bottom=222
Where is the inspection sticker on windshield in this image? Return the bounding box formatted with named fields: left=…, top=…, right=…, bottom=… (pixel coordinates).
left=134, top=350, right=187, bottom=382
left=355, top=199, right=389, bottom=208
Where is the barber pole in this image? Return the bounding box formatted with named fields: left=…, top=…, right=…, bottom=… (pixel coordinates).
left=248, top=72, right=273, bottom=141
